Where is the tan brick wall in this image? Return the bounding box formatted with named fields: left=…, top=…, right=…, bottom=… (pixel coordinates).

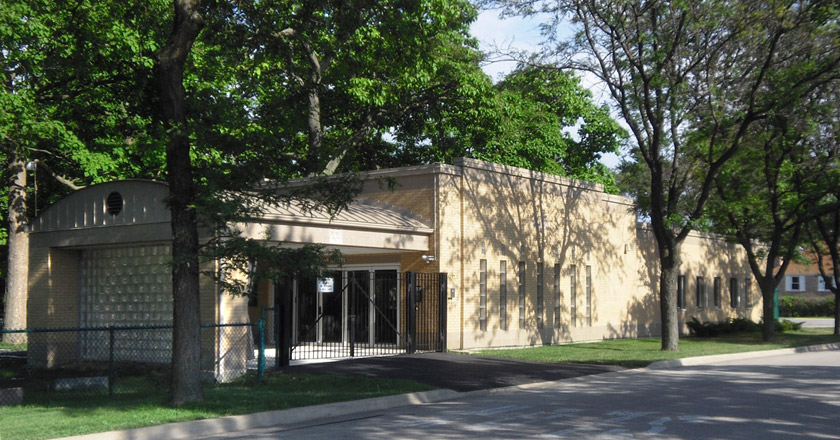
left=443, top=159, right=762, bottom=350
left=27, top=247, right=81, bottom=366
left=28, top=159, right=766, bottom=359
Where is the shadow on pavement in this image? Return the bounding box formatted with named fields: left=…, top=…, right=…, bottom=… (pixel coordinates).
left=280, top=352, right=625, bottom=392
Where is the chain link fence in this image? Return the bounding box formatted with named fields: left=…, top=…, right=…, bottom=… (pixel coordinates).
left=0, top=322, right=264, bottom=406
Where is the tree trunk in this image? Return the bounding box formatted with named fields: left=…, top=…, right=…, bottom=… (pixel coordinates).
left=156, top=0, right=204, bottom=406
left=2, top=159, right=28, bottom=344
left=759, top=279, right=777, bottom=342
left=658, top=244, right=680, bottom=351
left=834, top=289, right=839, bottom=336
left=306, top=85, right=322, bottom=173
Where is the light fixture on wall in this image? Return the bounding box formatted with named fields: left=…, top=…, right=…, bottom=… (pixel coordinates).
left=421, top=255, right=435, bottom=263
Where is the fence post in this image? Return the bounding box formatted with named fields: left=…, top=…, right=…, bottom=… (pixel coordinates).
left=406, top=271, right=416, bottom=354
left=438, top=273, right=447, bottom=352
left=257, top=320, right=265, bottom=384
left=349, top=281, right=356, bottom=357
left=108, top=326, right=115, bottom=397
left=273, top=305, right=281, bottom=369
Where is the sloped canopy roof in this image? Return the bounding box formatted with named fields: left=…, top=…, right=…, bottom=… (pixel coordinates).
left=33, top=180, right=432, bottom=253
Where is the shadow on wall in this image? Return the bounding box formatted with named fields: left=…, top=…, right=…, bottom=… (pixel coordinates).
left=696, top=238, right=755, bottom=322
left=450, top=165, right=629, bottom=348
left=608, top=227, right=661, bottom=340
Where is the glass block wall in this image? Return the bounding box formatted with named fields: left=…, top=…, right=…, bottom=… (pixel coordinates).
left=79, top=245, right=173, bottom=363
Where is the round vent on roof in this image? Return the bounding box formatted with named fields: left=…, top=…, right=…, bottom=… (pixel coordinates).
left=106, top=191, right=123, bottom=216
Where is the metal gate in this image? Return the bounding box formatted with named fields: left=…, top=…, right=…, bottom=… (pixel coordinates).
left=264, top=271, right=446, bottom=367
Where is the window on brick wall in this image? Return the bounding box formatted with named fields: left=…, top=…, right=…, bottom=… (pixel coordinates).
left=818, top=276, right=835, bottom=292
left=677, top=275, right=686, bottom=310
left=519, top=261, right=526, bottom=329
left=744, top=277, right=752, bottom=308
left=713, top=276, right=722, bottom=308
left=586, top=265, right=592, bottom=327
left=554, top=263, right=561, bottom=329
left=500, top=261, right=507, bottom=330
left=730, top=277, right=740, bottom=308
left=570, top=265, right=577, bottom=327
left=537, top=262, right=544, bottom=329
left=479, top=259, right=487, bottom=331
left=787, top=275, right=804, bottom=292
left=696, top=277, right=706, bottom=308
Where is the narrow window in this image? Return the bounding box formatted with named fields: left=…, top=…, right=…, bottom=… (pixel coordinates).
left=713, top=277, right=721, bottom=308
left=570, top=265, right=577, bottom=327
left=537, top=262, right=544, bottom=329
left=553, top=263, right=561, bottom=329
left=519, top=261, right=526, bottom=329
left=744, top=277, right=751, bottom=308
left=500, top=261, right=507, bottom=330
left=479, top=259, right=487, bottom=331
left=696, top=277, right=705, bottom=308
left=677, top=275, right=686, bottom=310
left=585, top=265, right=592, bottom=327
left=730, top=277, right=739, bottom=308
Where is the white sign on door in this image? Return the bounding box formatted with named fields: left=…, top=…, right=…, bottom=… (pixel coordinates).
left=317, top=277, right=334, bottom=293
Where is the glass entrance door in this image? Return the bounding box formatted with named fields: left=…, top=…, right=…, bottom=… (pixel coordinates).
left=319, top=271, right=343, bottom=343
left=348, top=270, right=371, bottom=344
left=374, top=270, right=399, bottom=344
left=294, top=267, right=399, bottom=347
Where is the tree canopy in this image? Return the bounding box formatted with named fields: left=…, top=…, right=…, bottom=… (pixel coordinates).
left=487, top=0, right=840, bottom=349
left=3, top=0, right=634, bottom=400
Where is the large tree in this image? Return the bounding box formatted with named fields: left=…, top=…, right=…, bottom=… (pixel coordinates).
left=388, top=64, right=625, bottom=189
left=1, top=0, right=168, bottom=342
left=808, top=204, right=840, bottom=336
left=154, top=0, right=514, bottom=404
left=482, top=66, right=624, bottom=191
left=489, top=0, right=840, bottom=350
left=706, top=86, right=840, bottom=340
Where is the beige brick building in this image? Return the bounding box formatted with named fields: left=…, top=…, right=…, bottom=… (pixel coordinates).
left=28, top=157, right=762, bottom=371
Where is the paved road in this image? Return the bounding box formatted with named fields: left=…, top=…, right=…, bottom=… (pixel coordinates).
left=283, top=352, right=624, bottom=392
left=783, top=317, right=835, bottom=329
left=204, top=350, right=840, bottom=439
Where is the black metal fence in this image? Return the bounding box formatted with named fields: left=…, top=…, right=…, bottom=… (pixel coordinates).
left=265, top=271, right=447, bottom=367
left=0, top=322, right=263, bottom=406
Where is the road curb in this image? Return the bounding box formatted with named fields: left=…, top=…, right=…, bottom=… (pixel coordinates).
left=54, top=388, right=459, bottom=440
left=645, top=342, right=840, bottom=370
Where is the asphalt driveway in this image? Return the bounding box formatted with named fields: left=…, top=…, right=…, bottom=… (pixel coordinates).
left=281, top=352, right=624, bottom=392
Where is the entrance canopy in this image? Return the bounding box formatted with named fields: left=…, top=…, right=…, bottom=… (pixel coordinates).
left=33, top=181, right=433, bottom=255
left=234, top=199, right=433, bottom=254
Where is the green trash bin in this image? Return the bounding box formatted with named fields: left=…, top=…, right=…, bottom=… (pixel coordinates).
left=773, top=288, right=780, bottom=319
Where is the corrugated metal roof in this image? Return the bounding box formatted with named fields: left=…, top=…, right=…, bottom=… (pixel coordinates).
left=257, top=199, right=433, bottom=233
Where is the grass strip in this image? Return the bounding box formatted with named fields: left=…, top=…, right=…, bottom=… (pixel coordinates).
left=0, top=374, right=433, bottom=440
left=470, top=329, right=840, bottom=368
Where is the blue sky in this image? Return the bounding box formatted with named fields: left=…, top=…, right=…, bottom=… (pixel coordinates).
left=470, top=9, right=623, bottom=169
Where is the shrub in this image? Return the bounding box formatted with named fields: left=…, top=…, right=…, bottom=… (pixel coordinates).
left=687, top=317, right=802, bottom=337
left=775, top=319, right=804, bottom=332
left=686, top=317, right=760, bottom=337
left=779, top=296, right=835, bottom=317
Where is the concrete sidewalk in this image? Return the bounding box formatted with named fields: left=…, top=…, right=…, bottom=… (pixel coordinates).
left=55, top=343, right=840, bottom=440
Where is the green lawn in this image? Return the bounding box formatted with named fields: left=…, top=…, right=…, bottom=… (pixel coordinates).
left=471, top=329, right=840, bottom=368
left=0, top=341, right=27, bottom=351
left=0, top=374, right=434, bottom=440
